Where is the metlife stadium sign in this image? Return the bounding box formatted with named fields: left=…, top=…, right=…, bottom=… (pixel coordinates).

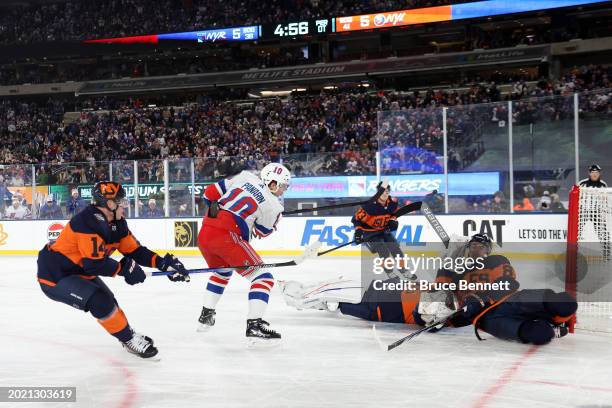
left=285, top=172, right=500, bottom=198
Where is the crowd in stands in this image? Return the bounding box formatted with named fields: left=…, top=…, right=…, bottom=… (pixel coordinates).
left=0, top=0, right=478, bottom=45
left=0, top=64, right=610, bottom=218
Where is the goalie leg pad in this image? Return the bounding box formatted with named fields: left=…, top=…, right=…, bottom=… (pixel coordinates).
left=279, top=278, right=362, bottom=311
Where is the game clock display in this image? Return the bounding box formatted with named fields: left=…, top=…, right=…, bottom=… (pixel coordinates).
left=262, top=18, right=335, bottom=39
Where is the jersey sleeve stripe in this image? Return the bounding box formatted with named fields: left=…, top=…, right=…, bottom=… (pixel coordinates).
left=254, top=222, right=273, bottom=234
left=218, top=179, right=227, bottom=193
left=37, top=278, right=57, bottom=287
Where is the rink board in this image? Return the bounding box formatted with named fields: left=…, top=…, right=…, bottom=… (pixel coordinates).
left=0, top=214, right=568, bottom=257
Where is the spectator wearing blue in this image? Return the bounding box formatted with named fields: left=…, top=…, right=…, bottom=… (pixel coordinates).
left=0, top=175, right=12, bottom=212
left=66, top=188, right=87, bottom=217
left=39, top=195, right=63, bottom=219
left=141, top=198, right=164, bottom=218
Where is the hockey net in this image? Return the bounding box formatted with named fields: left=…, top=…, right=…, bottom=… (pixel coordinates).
left=565, top=185, right=612, bottom=333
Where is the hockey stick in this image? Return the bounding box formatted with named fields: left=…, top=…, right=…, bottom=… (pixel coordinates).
left=282, top=199, right=371, bottom=216
left=420, top=202, right=450, bottom=249
left=147, top=240, right=322, bottom=277
left=372, top=308, right=465, bottom=351
left=282, top=183, right=389, bottom=216
left=317, top=239, right=358, bottom=256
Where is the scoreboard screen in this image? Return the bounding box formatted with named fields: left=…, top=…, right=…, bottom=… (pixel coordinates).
left=335, top=0, right=609, bottom=33
left=258, top=18, right=335, bottom=40
left=86, top=0, right=608, bottom=44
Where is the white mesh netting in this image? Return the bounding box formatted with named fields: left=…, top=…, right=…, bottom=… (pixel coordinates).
left=574, top=187, right=612, bottom=332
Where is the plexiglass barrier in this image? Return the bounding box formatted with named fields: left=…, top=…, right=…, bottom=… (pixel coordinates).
left=0, top=90, right=610, bottom=219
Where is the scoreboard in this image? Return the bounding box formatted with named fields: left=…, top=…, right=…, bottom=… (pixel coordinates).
left=85, top=0, right=608, bottom=44
left=261, top=18, right=335, bottom=39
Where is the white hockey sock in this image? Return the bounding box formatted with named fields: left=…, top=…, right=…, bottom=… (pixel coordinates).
left=247, top=299, right=269, bottom=320
left=203, top=271, right=232, bottom=309
left=246, top=271, right=275, bottom=319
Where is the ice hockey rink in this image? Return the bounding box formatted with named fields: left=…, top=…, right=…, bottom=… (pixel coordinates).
left=2, top=255, right=612, bottom=408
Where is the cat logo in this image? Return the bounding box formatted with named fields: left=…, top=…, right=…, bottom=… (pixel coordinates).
left=174, top=221, right=197, bottom=248
left=0, top=224, right=7, bottom=246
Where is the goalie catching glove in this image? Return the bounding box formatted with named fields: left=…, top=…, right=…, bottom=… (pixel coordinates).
left=157, top=253, right=190, bottom=282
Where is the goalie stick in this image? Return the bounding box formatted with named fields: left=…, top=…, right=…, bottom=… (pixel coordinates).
left=372, top=308, right=465, bottom=351
left=420, top=202, right=450, bottom=249
left=147, top=240, right=322, bottom=277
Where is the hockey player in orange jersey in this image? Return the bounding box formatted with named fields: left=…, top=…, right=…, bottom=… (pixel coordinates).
left=37, top=181, right=190, bottom=359
left=281, top=234, right=577, bottom=345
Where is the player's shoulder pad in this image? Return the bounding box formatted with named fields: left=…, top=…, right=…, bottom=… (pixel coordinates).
left=111, top=218, right=130, bottom=239
left=70, top=205, right=110, bottom=238
left=578, top=178, right=589, bottom=186
left=482, top=254, right=511, bottom=269
left=239, top=170, right=258, bottom=181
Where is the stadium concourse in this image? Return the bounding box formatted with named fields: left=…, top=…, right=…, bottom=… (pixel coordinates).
left=1, top=255, right=612, bottom=408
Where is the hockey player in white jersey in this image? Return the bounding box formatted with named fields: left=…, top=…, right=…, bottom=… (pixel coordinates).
left=196, top=163, right=290, bottom=345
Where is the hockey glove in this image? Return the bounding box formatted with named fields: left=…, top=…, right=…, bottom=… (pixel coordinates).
left=386, top=219, right=399, bottom=232
left=207, top=201, right=219, bottom=218
left=371, top=181, right=390, bottom=202
left=354, top=229, right=365, bottom=243
left=158, top=253, right=190, bottom=282
left=119, top=257, right=146, bottom=285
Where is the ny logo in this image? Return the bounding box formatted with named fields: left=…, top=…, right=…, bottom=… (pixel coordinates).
left=100, top=183, right=118, bottom=196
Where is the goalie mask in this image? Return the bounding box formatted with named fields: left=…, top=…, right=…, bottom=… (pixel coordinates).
left=468, top=233, right=492, bottom=257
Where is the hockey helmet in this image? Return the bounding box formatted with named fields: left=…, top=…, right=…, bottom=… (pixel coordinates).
left=261, top=163, right=291, bottom=192
left=92, top=181, right=128, bottom=209
left=468, top=233, right=492, bottom=254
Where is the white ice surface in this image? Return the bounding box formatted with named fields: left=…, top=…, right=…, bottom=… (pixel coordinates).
left=1, top=256, right=612, bottom=408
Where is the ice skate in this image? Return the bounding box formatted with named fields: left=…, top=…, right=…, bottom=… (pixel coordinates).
left=246, top=318, right=281, bottom=347
left=197, top=306, right=216, bottom=332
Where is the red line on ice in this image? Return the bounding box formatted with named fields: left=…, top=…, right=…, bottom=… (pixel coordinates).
left=472, top=345, right=539, bottom=408
left=11, top=334, right=138, bottom=408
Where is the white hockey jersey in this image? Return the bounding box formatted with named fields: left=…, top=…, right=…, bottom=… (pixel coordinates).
left=204, top=171, right=284, bottom=241
left=5, top=204, right=31, bottom=219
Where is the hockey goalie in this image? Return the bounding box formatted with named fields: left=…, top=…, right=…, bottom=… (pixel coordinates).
left=280, top=234, right=577, bottom=345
